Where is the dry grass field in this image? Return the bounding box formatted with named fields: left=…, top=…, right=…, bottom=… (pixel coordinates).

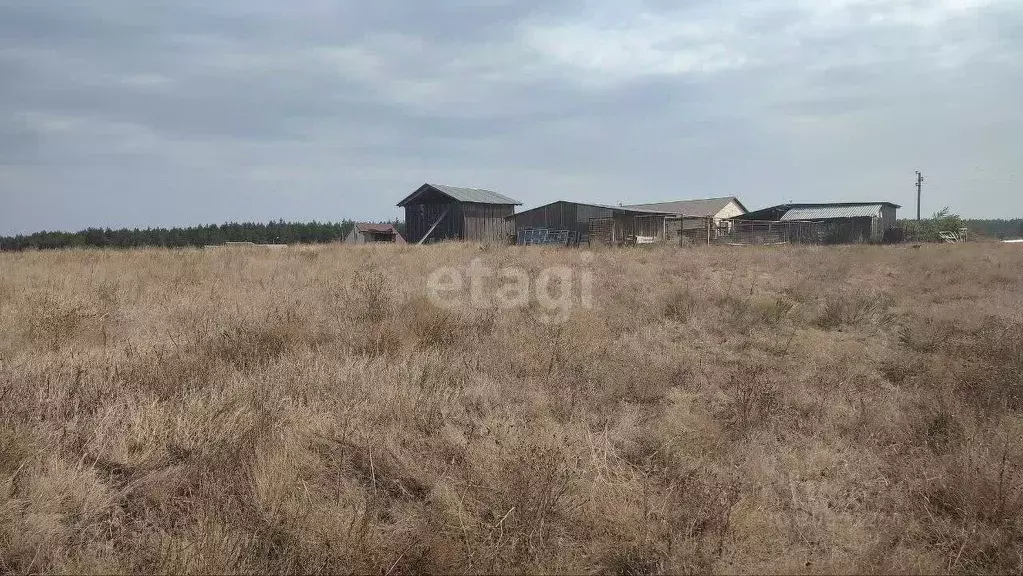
left=0, top=242, right=1021, bottom=575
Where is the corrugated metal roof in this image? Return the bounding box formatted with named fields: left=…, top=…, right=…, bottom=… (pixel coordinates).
left=737, top=202, right=901, bottom=221
left=623, top=197, right=744, bottom=218
left=587, top=202, right=679, bottom=215
left=427, top=184, right=521, bottom=205
left=780, top=204, right=884, bottom=221
left=397, top=183, right=522, bottom=206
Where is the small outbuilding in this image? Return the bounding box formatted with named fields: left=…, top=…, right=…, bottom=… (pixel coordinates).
left=344, top=223, right=406, bottom=245
left=397, top=183, right=521, bottom=244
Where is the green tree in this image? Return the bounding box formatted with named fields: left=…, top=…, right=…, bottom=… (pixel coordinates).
left=0, top=219, right=391, bottom=252
left=902, top=207, right=965, bottom=242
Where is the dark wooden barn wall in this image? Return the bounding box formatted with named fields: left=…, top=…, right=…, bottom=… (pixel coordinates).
left=405, top=201, right=515, bottom=244
left=462, top=203, right=516, bottom=243
left=513, top=202, right=576, bottom=234
left=575, top=205, right=618, bottom=236
left=511, top=202, right=617, bottom=242
left=404, top=202, right=463, bottom=244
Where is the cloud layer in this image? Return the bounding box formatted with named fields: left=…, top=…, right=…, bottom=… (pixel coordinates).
left=1, top=0, right=1020, bottom=233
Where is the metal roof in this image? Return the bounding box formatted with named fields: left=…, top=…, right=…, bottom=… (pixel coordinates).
left=585, top=202, right=679, bottom=215
left=397, top=183, right=522, bottom=206
left=623, top=197, right=746, bottom=218
left=505, top=200, right=678, bottom=219
left=356, top=223, right=401, bottom=234
left=780, top=204, right=885, bottom=221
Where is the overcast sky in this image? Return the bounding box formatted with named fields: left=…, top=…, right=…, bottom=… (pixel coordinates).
left=1, top=0, right=1020, bottom=234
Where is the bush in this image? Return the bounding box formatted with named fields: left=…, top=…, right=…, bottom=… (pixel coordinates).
left=903, top=207, right=965, bottom=242
left=663, top=288, right=697, bottom=323
left=723, top=362, right=779, bottom=439
left=814, top=291, right=894, bottom=330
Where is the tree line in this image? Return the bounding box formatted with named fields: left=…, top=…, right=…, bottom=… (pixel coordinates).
left=962, top=218, right=1023, bottom=240
left=2, top=214, right=1018, bottom=252
left=901, top=209, right=1023, bottom=242
left=0, top=219, right=407, bottom=252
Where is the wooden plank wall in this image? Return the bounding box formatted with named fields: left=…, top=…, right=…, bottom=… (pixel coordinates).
left=462, top=203, right=516, bottom=243
left=588, top=218, right=614, bottom=245
left=880, top=206, right=898, bottom=232
left=405, top=202, right=463, bottom=243
left=513, top=202, right=577, bottom=234
left=511, top=202, right=619, bottom=244
left=633, top=215, right=667, bottom=238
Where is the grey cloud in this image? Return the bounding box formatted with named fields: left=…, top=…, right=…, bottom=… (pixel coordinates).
left=1, top=0, right=1021, bottom=235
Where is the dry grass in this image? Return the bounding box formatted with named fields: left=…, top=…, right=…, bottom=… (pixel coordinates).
left=1, top=242, right=1022, bottom=574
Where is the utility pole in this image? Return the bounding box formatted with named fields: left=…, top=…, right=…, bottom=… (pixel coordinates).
left=916, top=171, right=924, bottom=221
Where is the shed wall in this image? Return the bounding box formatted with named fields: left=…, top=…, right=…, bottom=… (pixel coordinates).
left=404, top=202, right=463, bottom=244
left=462, top=203, right=516, bottom=243
left=880, top=206, right=898, bottom=231
left=512, top=202, right=576, bottom=232
left=510, top=202, right=618, bottom=243
left=343, top=228, right=362, bottom=245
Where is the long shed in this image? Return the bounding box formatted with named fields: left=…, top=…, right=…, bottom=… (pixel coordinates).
left=507, top=201, right=679, bottom=245
left=733, top=202, right=901, bottom=243
left=397, top=183, right=521, bottom=244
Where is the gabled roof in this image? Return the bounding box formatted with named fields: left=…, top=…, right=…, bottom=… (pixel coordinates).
left=585, top=202, right=679, bottom=215
left=780, top=205, right=885, bottom=221
left=356, top=223, right=401, bottom=234
left=737, top=202, right=902, bottom=221
left=352, top=222, right=406, bottom=243
left=622, top=197, right=747, bottom=218
left=787, top=202, right=901, bottom=209
left=397, top=183, right=522, bottom=207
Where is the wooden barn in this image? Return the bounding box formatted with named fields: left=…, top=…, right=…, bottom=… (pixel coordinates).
left=734, top=202, right=901, bottom=243
left=507, top=196, right=748, bottom=245
left=507, top=201, right=677, bottom=245
left=343, top=223, right=406, bottom=245
left=397, top=183, right=521, bottom=244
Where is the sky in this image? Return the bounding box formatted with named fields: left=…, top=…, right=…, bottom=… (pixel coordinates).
left=1, top=0, right=1021, bottom=234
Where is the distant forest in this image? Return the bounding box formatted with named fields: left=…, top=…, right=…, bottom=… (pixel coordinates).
left=1, top=217, right=1019, bottom=252
left=963, top=219, right=1023, bottom=240
left=0, top=219, right=407, bottom=252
